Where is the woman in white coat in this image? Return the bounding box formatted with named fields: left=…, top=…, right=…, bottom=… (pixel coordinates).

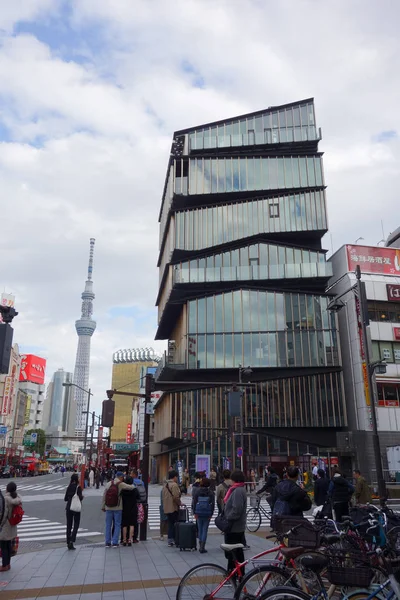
left=0, top=482, right=22, bottom=571
left=89, top=468, right=94, bottom=488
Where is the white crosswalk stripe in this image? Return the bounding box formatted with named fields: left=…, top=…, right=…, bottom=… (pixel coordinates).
left=16, top=515, right=102, bottom=542
left=0, top=483, right=67, bottom=492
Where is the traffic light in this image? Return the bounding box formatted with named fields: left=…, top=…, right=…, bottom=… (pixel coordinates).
left=190, top=431, right=196, bottom=440
left=101, top=399, right=115, bottom=428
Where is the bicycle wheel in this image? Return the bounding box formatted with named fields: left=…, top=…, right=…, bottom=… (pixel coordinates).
left=235, top=564, right=298, bottom=600
left=176, top=563, right=236, bottom=600
left=343, top=591, right=387, bottom=600
left=258, top=585, right=312, bottom=600
left=247, top=508, right=262, bottom=533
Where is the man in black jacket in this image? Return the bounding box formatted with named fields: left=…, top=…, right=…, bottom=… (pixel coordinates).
left=314, top=469, right=330, bottom=507
left=272, top=466, right=312, bottom=519
left=328, top=472, right=355, bottom=522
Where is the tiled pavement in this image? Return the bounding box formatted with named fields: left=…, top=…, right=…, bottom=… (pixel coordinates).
left=0, top=530, right=275, bottom=600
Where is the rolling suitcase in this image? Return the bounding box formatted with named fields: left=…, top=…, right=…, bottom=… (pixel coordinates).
left=175, top=506, right=197, bottom=551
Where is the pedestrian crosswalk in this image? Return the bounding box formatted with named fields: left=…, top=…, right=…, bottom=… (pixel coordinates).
left=0, top=483, right=68, bottom=492
left=17, top=515, right=102, bottom=542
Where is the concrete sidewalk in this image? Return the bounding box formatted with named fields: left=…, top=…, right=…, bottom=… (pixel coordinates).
left=0, top=530, right=274, bottom=600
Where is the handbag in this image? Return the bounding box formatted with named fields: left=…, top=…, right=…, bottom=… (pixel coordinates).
left=137, top=503, right=145, bottom=524
left=11, top=537, right=19, bottom=557
left=70, top=488, right=82, bottom=513
left=215, top=512, right=232, bottom=533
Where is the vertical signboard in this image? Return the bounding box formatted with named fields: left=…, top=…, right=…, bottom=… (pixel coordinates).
left=1, top=376, right=12, bottom=416
left=24, top=395, right=32, bottom=426
left=126, top=423, right=132, bottom=444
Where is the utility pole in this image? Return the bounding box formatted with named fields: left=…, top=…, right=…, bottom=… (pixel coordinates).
left=140, top=373, right=154, bottom=541
left=355, top=265, right=387, bottom=503
left=89, top=411, right=95, bottom=466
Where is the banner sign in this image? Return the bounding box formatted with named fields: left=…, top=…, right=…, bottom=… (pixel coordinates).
left=394, top=327, right=400, bottom=341
left=195, top=454, right=210, bottom=477
left=19, top=355, right=46, bottom=385
left=387, top=284, right=400, bottom=302
left=126, top=423, right=132, bottom=444
left=24, top=395, right=32, bottom=426
left=1, top=376, right=12, bottom=416
left=346, top=245, right=400, bottom=276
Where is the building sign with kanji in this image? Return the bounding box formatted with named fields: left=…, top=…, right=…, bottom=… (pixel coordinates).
left=346, top=245, right=400, bottom=276
left=394, top=327, right=400, bottom=341
left=387, top=284, right=400, bottom=302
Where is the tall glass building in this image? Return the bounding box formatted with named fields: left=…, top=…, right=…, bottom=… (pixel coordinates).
left=154, top=99, right=346, bottom=477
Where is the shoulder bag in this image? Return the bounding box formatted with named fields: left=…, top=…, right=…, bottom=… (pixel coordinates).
left=70, top=487, right=82, bottom=513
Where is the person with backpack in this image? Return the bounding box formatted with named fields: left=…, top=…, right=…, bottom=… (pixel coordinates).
left=328, top=471, right=355, bottom=522
left=192, top=478, right=215, bottom=553
left=0, top=482, right=23, bottom=571
left=216, top=469, right=233, bottom=515
left=130, top=469, right=147, bottom=542
left=64, top=473, right=84, bottom=550
left=101, top=471, right=135, bottom=547
left=272, top=466, right=312, bottom=522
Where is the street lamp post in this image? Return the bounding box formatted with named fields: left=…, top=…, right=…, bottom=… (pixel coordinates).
left=63, top=383, right=93, bottom=488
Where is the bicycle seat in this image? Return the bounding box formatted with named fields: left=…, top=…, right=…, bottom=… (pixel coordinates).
left=280, top=546, right=305, bottom=559
left=297, top=552, right=329, bottom=573
left=220, top=543, right=244, bottom=552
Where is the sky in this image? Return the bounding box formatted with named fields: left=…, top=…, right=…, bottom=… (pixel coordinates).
left=1, top=0, right=400, bottom=414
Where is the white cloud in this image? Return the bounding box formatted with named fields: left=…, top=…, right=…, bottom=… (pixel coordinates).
left=1, top=0, right=400, bottom=411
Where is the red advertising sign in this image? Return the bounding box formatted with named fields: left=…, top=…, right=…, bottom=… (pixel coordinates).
left=19, top=355, right=46, bottom=385
left=387, top=284, right=400, bottom=302
left=126, top=423, right=132, bottom=444
left=394, top=328, right=400, bottom=341
left=346, top=245, right=400, bottom=276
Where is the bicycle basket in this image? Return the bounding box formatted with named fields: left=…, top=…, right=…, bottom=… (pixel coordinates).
left=284, top=520, right=320, bottom=550
left=271, top=515, right=307, bottom=536
left=325, top=550, right=373, bottom=587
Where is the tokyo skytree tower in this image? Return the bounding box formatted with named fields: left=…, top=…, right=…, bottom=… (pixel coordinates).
left=73, top=238, right=96, bottom=435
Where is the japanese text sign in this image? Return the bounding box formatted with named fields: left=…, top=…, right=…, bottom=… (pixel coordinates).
left=347, top=245, right=400, bottom=276
left=19, top=355, right=46, bottom=385
left=387, top=284, right=400, bottom=302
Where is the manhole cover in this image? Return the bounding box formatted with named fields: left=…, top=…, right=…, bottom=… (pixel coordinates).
left=18, top=541, right=43, bottom=554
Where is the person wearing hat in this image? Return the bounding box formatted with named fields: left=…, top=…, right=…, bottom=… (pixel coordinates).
left=102, top=471, right=135, bottom=547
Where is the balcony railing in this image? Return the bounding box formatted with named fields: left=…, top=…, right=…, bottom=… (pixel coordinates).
left=174, top=262, right=332, bottom=285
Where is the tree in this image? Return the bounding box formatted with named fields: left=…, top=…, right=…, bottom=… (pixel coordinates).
left=24, top=428, right=46, bottom=457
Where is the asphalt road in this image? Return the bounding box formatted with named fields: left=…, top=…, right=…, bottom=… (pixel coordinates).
left=0, top=473, right=105, bottom=551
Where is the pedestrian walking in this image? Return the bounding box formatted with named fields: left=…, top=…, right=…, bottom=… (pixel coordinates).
left=314, top=468, right=330, bottom=507
left=159, top=488, right=168, bottom=540
left=249, top=469, right=257, bottom=492
left=209, top=468, right=217, bottom=492
left=216, top=469, right=233, bottom=515
left=192, top=477, right=215, bottom=553
left=328, top=471, right=355, bottom=522
left=257, top=466, right=279, bottom=509
left=121, top=476, right=140, bottom=546
left=102, top=471, right=135, bottom=547
left=95, top=469, right=100, bottom=490
left=89, top=468, right=94, bottom=488
left=272, top=466, right=312, bottom=522
left=161, top=470, right=182, bottom=547
left=223, top=470, right=247, bottom=573
left=100, top=468, right=106, bottom=486
left=64, top=473, right=83, bottom=550
left=0, top=482, right=23, bottom=571
left=61, top=465, right=65, bottom=477
left=181, top=468, right=190, bottom=494
left=353, top=469, right=372, bottom=505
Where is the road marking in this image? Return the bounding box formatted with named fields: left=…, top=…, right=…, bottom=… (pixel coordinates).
left=16, top=516, right=102, bottom=542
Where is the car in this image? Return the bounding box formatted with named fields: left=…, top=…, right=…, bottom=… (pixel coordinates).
left=0, top=466, right=12, bottom=478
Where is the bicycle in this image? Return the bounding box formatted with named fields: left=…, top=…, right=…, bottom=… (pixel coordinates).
left=247, top=495, right=272, bottom=533
left=176, top=528, right=303, bottom=600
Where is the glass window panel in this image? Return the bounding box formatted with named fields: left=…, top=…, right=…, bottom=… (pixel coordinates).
left=240, top=158, right=247, bottom=191
left=293, top=106, right=301, bottom=126
left=206, top=296, right=214, bottom=333
left=269, top=333, right=277, bottom=367
left=226, top=159, right=233, bottom=193
left=315, top=157, right=323, bottom=186
left=225, top=334, right=233, bottom=367
left=240, top=246, right=249, bottom=266
left=207, top=206, right=213, bottom=247
left=284, top=157, right=293, bottom=188
left=276, top=294, right=285, bottom=330
left=233, top=159, right=240, bottom=191
left=197, top=298, right=206, bottom=333
left=206, top=335, right=214, bottom=368
left=197, top=334, right=205, bottom=368
left=242, top=290, right=250, bottom=331
left=380, top=342, right=394, bottom=363
left=233, top=291, right=242, bottom=332
left=283, top=195, right=291, bottom=231
left=247, top=158, right=255, bottom=190
left=294, top=331, right=302, bottom=366
left=278, top=110, right=286, bottom=129
left=215, top=252, right=222, bottom=267
left=254, top=158, right=262, bottom=190
left=278, top=246, right=285, bottom=265
left=237, top=203, right=244, bottom=238
left=286, top=108, right=293, bottom=127
left=301, top=331, right=310, bottom=365
left=269, top=245, right=278, bottom=265
left=243, top=333, right=251, bottom=365
left=267, top=293, right=276, bottom=330
left=258, top=291, right=267, bottom=330
left=196, top=159, right=204, bottom=194
left=278, top=158, right=285, bottom=189
left=224, top=293, right=233, bottom=332
left=300, top=105, right=309, bottom=126
left=299, top=157, right=308, bottom=187
left=277, top=331, right=287, bottom=366
left=250, top=291, right=259, bottom=331
left=211, top=159, right=218, bottom=193
left=287, top=331, right=295, bottom=365
left=203, top=159, right=211, bottom=194
left=188, top=300, right=197, bottom=332
left=307, top=157, right=316, bottom=186
left=261, top=158, right=269, bottom=189
left=255, top=115, right=263, bottom=132
left=292, top=294, right=300, bottom=328
left=231, top=249, right=239, bottom=267
left=234, top=334, right=242, bottom=367
left=240, top=119, right=247, bottom=134
left=215, top=334, right=224, bottom=367
left=225, top=123, right=232, bottom=136
left=292, top=157, right=300, bottom=188
left=218, top=158, right=225, bottom=193
left=271, top=111, right=278, bottom=128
